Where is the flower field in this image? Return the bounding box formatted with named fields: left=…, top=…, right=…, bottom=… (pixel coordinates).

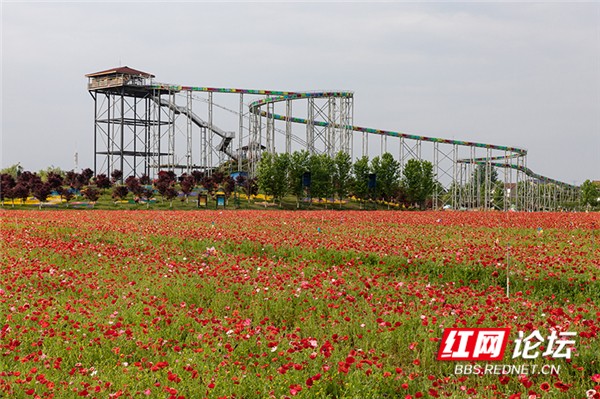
left=1, top=210, right=599, bottom=399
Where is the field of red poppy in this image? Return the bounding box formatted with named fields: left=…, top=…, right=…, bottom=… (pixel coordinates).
left=1, top=210, right=599, bottom=399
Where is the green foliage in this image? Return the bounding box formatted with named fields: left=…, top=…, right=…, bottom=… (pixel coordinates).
left=308, top=153, right=334, bottom=200
left=402, top=159, right=434, bottom=208
left=370, top=152, right=400, bottom=202
left=288, top=150, right=310, bottom=206
left=352, top=156, right=370, bottom=203
left=492, top=180, right=506, bottom=210
left=333, top=151, right=352, bottom=204
left=581, top=179, right=599, bottom=207
left=466, top=163, right=500, bottom=208
left=257, top=152, right=274, bottom=198
left=472, top=163, right=498, bottom=187
left=257, top=152, right=290, bottom=205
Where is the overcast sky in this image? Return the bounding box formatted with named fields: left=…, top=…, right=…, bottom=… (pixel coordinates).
left=1, top=1, right=599, bottom=184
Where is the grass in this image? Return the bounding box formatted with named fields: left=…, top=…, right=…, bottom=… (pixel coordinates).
left=1, top=191, right=404, bottom=212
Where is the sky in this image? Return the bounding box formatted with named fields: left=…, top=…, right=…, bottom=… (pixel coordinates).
left=1, top=1, right=599, bottom=185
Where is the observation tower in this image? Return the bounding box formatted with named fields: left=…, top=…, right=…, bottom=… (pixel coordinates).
left=87, top=67, right=164, bottom=178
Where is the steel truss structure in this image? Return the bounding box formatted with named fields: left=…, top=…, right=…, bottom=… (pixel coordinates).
left=87, top=67, right=579, bottom=210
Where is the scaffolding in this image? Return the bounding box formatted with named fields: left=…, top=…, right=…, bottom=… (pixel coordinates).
left=87, top=66, right=579, bottom=210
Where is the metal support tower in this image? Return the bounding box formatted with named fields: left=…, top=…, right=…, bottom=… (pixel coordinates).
left=238, top=94, right=245, bottom=171
left=186, top=91, right=193, bottom=174
left=285, top=99, right=292, bottom=154
left=307, top=98, right=315, bottom=154
left=87, top=67, right=171, bottom=179
left=207, top=92, right=213, bottom=174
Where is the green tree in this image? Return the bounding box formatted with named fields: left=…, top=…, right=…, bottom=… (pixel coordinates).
left=472, top=163, right=498, bottom=186
left=332, top=151, right=352, bottom=207
left=371, top=152, right=400, bottom=206
left=492, top=181, right=506, bottom=210
left=273, top=153, right=291, bottom=205
left=309, top=153, right=334, bottom=204
left=370, top=156, right=381, bottom=199
left=257, top=152, right=290, bottom=206
left=581, top=180, right=599, bottom=207
left=402, top=159, right=435, bottom=209
left=288, top=150, right=310, bottom=208
left=472, top=163, right=498, bottom=208
left=352, top=156, right=370, bottom=207
left=256, top=152, right=274, bottom=200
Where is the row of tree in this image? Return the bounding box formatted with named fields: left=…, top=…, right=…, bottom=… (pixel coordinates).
left=0, top=168, right=99, bottom=205
left=0, top=154, right=436, bottom=208
left=0, top=166, right=259, bottom=207
left=256, top=150, right=436, bottom=208
left=4, top=159, right=592, bottom=210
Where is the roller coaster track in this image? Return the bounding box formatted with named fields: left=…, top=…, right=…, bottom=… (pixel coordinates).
left=151, top=84, right=577, bottom=189
left=153, top=97, right=237, bottom=160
